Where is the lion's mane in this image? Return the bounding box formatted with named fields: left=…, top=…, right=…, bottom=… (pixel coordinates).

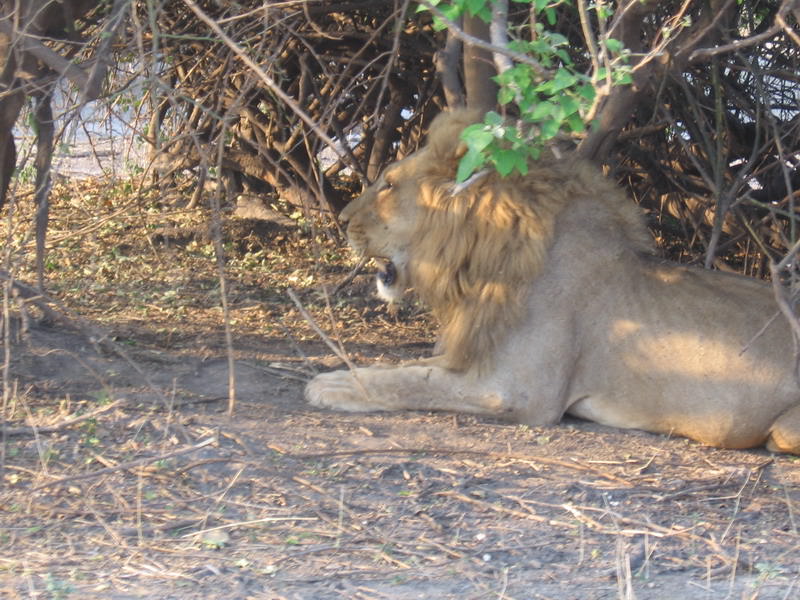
left=406, top=110, right=652, bottom=372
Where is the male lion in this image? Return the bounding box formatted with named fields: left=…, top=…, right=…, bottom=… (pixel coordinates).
left=305, top=109, right=800, bottom=454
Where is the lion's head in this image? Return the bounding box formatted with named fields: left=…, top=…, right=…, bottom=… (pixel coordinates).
left=340, top=109, right=651, bottom=372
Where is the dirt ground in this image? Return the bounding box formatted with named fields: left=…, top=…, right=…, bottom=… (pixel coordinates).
left=1, top=178, right=799, bottom=600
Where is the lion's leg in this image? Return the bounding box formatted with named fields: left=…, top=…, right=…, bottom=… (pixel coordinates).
left=766, top=403, right=800, bottom=454
left=305, top=364, right=509, bottom=417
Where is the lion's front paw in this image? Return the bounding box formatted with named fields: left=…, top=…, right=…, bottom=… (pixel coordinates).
left=305, top=370, right=375, bottom=412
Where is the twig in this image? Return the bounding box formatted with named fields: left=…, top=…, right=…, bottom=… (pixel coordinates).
left=209, top=115, right=237, bottom=416
left=416, top=0, right=549, bottom=79
left=777, top=11, right=800, bottom=47
left=181, top=0, right=357, bottom=170
left=774, top=235, right=800, bottom=273
left=287, top=288, right=356, bottom=370
left=577, top=0, right=601, bottom=80
left=83, top=0, right=131, bottom=101
left=770, top=262, right=800, bottom=379
left=689, top=21, right=782, bottom=62
left=0, top=20, right=89, bottom=90
left=489, top=0, right=514, bottom=75
left=32, top=436, right=217, bottom=491
left=450, top=168, right=490, bottom=195
left=441, top=489, right=576, bottom=528
left=4, top=399, right=124, bottom=438
left=182, top=516, right=318, bottom=538
left=332, top=256, right=369, bottom=296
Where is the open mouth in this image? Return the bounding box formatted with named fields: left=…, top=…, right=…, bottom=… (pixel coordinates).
left=375, top=258, right=397, bottom=287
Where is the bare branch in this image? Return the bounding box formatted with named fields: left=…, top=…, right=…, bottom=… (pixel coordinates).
left=181, top=0, right=356, bottom=169
left=489, top=0, right=513, bottom=75
left=0, top=19, right=89, bottom=89
left=83, top=0, right=131, bottom=101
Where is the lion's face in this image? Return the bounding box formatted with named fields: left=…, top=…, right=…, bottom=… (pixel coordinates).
left=340, top=153, right=430, bottom=302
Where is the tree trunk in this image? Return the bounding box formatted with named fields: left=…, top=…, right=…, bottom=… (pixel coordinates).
left=462, top=15, right=497, bottom=112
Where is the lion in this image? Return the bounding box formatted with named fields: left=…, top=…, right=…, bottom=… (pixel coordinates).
left=305, top=109, right=800, bottom=454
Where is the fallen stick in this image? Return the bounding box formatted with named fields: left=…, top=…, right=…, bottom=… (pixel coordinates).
left=4, top=399, right=124, bottom=438
left=287, top=288, right=355, bottom=370
left=332, top=256, right=368, bottom=296
left=32, top=436, right=217, bottom=491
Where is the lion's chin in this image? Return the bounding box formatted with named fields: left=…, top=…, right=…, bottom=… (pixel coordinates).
left=375, top=258, right=405, bottom=304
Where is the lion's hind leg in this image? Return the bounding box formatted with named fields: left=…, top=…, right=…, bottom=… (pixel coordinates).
left=766, top=403, right=800, bottom=454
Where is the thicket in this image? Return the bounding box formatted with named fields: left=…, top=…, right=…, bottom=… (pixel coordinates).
left=1, top=0, right=799, bottom=296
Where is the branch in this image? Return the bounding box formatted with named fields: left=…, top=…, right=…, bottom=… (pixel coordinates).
left=689, top=23, right=782, bottom=62
left=417, top=0, right=548, bottom=79
left=4, top=400, right=124, bottom=438
left=435, top=29, right=465, bottom=107
left=83, top=0, right=131, bottom=101
left=690, top=0, right=797, bottom=62
left=489, top=0, right=513, bottom=75
left=286, top=288, right=355, bottom=371
left=32, top=436, right=218, bottom=491
left=0, top=19, right=88, bottom=89
left=777, top=12, right=800, bottom=47
left=181, top=0, right=357, bottom=170
left=770, top=262, right=800, bottom=378
left=577, top=0, right=601, bottom=75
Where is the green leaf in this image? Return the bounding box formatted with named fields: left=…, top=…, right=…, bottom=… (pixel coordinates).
left=550, top=102, right=566, bottom=123
left=530, top=101, right=555, bottom=120
left=416, top=0, right=441, bottom=8
left=502, top=125, right=524, bottom=145
left=514, top=153, right=529, bottom=175
left=484, top=111, right=504, bottom=127
left=566, top=113, right=585, bottom=133
left=465, top=0, right=484, bottom=13
left=576, top=83, right=596, bottom=101
left=498, top=86, right=516, bottom=105
left=456, top=148, right=487, bottom=183
left=595, top=4, right=613, bottom=19
left=604, top=38, right=624, bottom=54
left=461, top=125, right=494, bottom=151
left=558, top=95, right=580, bottom=116
left=440, top=3, right=463, bottom=21
left=539, top=118, right=560, bottom=140
left=550, top=68, right=577, bottom=92
left=492, top=149, right=524, bottom=177
left=615, top=71, right=633, bottom=85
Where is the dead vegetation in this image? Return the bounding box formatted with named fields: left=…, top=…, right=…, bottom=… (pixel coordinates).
left=1, top=178, right=799, bottom=599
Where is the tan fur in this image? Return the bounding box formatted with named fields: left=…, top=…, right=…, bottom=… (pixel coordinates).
left=308, top=109, right=800, bottom=454
left=343, top=110, right=650, bottom=371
